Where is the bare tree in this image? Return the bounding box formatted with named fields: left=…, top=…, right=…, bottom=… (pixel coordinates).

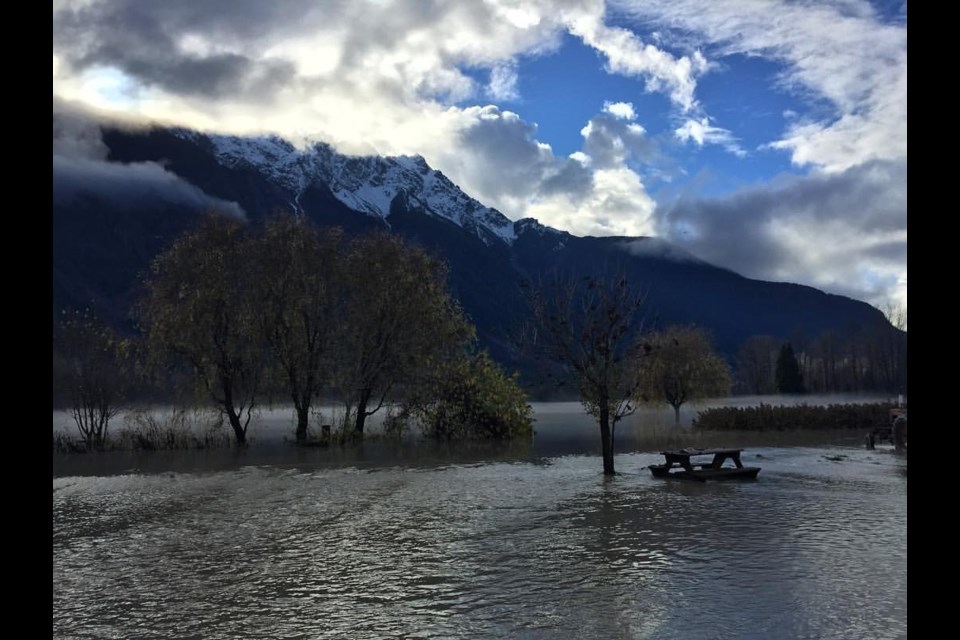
left=527, top=273, right=647, bottom=475
left=735, top=334, right=778, bottom=395
left=54, top=308, right=130, bottom=450
left=881, top=301, right=907, bottom=332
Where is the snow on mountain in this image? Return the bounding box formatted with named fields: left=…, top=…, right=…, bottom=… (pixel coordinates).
left=173, top=129, right=518, bottom=245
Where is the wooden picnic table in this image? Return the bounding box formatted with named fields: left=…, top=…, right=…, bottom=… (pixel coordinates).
left=660, top=448, right=745, bottom=473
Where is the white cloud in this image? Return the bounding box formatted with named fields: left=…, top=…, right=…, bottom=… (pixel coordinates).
left=579, top=111, right=654, bottom=169
left=52, top=0, right=905, bottom=307
left=675, top=117, right=745, bottom=157
left=566, top=10, right=707, bottom=112
left=611, top=0, right=907, bottom=170
left=487, top=63, right=520, bottom=101
left=53, top=0, right=673, bottom=240
left=609, top=0, right=906, bottom=307
left=526, top=167, right=656, bottom=237
left=435, top=105, right=657, bottom=237
left=602, top=101, right=636, bottom=120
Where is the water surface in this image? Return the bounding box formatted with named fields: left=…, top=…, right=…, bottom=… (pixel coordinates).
left=53, top=438, right=906, bottom=639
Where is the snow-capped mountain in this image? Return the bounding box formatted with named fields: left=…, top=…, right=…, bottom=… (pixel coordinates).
left=54, top=117, right=898, bottom=376
left=174, top=129, right=519, bottom=245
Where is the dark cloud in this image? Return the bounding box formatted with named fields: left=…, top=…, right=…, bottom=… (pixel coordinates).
left=862, top=238, right=907, bottom=263
left=540, top=159, right=594, bottom=198
left=54, top=0, right=307, bottom=99
left=455, top=106, right=594, bottom=203
left=54, top=155, right=245, bottom=219
left=654, top=158, right=906, bottom=302
left=620, top=237, right=705, bottom=263
left=55, top=0, right=330, bottom=48
left=53, top=101, right=244, bottom=218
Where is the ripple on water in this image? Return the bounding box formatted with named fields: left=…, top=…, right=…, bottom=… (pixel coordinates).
left=53, top=447, right=906, bottom=640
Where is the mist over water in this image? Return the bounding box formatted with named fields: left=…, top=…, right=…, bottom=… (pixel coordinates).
left=52, top=399, right=906, bottom=639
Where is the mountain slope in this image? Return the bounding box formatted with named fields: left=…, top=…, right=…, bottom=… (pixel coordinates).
left=53, top=119, right=898, bottom=378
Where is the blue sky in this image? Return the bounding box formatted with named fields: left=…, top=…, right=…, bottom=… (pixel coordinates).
left=52, top=0, right=906, bottom=311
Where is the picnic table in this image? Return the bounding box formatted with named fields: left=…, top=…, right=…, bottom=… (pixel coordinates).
left=650, top=448, right=760, bottom=481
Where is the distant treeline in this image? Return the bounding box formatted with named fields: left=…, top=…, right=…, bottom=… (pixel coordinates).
left=693, top=402, right=895, bottom=431
left=732, top=328, right=906, bottom=396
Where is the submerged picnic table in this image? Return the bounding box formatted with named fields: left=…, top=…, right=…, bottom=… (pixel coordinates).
left=650, top=448, right=760, bottom=481
left=663, top=448, right=746, bottom=471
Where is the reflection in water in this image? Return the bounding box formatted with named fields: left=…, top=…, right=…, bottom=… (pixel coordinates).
left=53, top=446, right=906, bottom=639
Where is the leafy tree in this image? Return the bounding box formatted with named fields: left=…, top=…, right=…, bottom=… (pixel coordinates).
left=139, top=215, right=265, bottom=445
left=635, top=325, right=732, bottom=424
left=527, top=273, right=646, bottom=475
left=404, top=348, right=533, bottom=441
left=333, top=232, right=474, bottom=436
left=54, top=308, right=131, bottom=449
left=254, top=216, right=344, bottom=441
left=775, top=342, right=805, bottom=394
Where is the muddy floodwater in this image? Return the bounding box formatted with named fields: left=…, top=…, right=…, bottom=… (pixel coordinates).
left=53, top=400, right=906, bottom=639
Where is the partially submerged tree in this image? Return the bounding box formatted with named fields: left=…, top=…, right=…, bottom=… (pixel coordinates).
left=527, top=274, right=646, bottom=475
left=635, top=325, right=731, bottom=424
left=404, top=348, right=533, bottom=441
left=333, top=232, right=474, bottom=436
left=139, top=214, right=265, bottom=445
left=54, top=308, right=131, bottom=449
left=254, top=216, right=344, bottom=441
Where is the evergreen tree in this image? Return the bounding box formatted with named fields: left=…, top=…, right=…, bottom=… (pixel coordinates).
left=775, top=343, right=805, bottom=394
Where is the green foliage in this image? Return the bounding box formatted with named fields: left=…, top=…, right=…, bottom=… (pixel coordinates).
left=692, top=402, right=892, bottom=431
left=115, top=407, right=233, bottom=450
left=138, top=214, right=265, bottom=445
left=775, top=343, right=805, bottom=394
left=334, top=231, right=476, bottom=435
left=53, top=407, right=233, bottom=452
left=635, top=325, right=731, bottom=423
left=134, top=213, right=510, bottom=446
left=406, top=350, right=533, bottom=441
left=253, top=216, right=344, bottom=440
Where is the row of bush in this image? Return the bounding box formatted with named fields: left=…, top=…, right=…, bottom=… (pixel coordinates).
left=52, top=408, right=234, bottom=453
left=692, top=402, right=895, bottom=431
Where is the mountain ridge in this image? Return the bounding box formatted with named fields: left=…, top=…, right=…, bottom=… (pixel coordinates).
left=53, top=116, right=900, bottom=387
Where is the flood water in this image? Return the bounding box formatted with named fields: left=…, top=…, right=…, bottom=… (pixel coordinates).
left=53, top=400, right=907, bottom=639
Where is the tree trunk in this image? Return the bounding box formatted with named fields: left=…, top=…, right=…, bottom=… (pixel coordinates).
left=599, top=402, right=615, bottom=475
left=222, top=380, right=247, bottom=445
left=226, top=409, right=247, bottom=445
left=293, top=391, right=310, bottom=441
left=673, top=404, right=681, bottom=425
left=354, top=388, right=372, bottom=437
left=295, top=404, right=310, bottom=441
